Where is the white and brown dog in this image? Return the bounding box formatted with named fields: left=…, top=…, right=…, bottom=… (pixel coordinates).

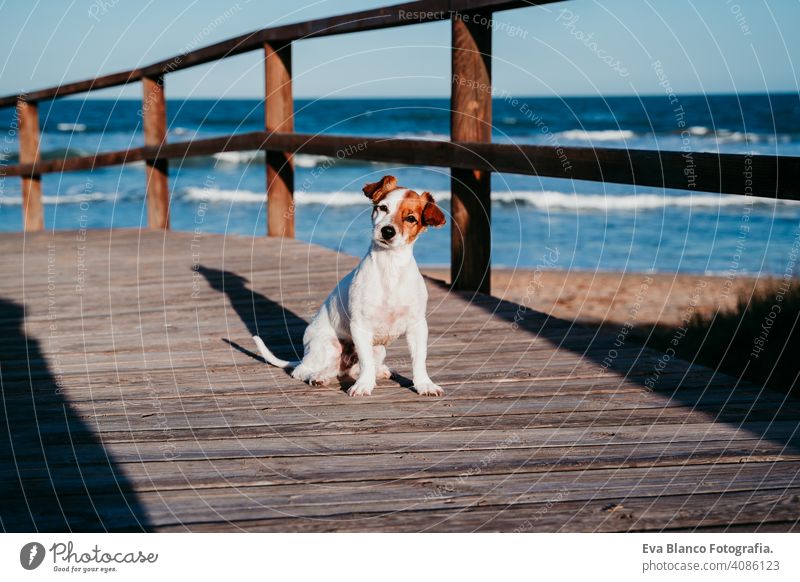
left=253, top=175, right=446, bottom=396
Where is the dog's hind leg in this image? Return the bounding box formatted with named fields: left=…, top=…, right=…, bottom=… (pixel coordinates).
left=291, top=328, right=341, bottom=386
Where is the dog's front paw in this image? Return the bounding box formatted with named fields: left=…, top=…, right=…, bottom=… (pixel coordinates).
left=414, top=382, right=444, bottom=397
left=347, top=379, right=375, bottom=397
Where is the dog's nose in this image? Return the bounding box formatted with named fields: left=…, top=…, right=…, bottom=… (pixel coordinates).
left=381, top=225, right=396, bottom=240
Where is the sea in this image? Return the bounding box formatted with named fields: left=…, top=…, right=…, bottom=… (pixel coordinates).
left=1, top=93, right=799, bottom=275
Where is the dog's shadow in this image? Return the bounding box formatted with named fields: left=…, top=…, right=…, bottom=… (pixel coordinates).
left=196, top=265, right=415, bottom=394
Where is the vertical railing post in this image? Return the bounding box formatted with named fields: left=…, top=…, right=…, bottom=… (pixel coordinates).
left=17, top=98, right=44, bottom=231
left=450, top=11, right=492, bottom=294
left=142, top=74, right=170, bottom=229
left=264, top=40, right=295, bottom=238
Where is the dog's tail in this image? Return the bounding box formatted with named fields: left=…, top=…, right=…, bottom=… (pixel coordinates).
left=252, top=335, right=297, bottom=369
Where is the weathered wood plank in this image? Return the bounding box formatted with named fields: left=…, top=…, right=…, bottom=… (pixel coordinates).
left=5, top=462, right=799, bottom=531
left=161, top=488, right=800, bottom=532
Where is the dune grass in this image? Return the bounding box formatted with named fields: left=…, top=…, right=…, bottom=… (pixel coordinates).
left=649, top=279, right=800, bottom=396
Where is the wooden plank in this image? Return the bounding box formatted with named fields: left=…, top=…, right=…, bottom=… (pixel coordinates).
left=9, top=420, right=800, bottom=464
left=6, top=421, right=799, bottom=466
left=142, top=75, right=170, bottom=229
left=6, top=440, right=799, bottom=499
left=4, top=132, right=798, bottom=201
left=450, top=11, right=492, bottom=293
left=4, top=461, right=798, bottom=531
left=16, top=99, right=43, bottom=231
left=161, top=488, right=800, bottom=532
left=16, top=390, right=795, bottom=437
left=264, top=40, right=294, bottom=237
left=15, top=404, right=800, bottom=447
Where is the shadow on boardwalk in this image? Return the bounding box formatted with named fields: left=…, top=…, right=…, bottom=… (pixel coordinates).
left=196, top=265, right=308, bottom=364
left=0, top=297, right=150, bottom=532
left=425, top=278, right=800, bottom=456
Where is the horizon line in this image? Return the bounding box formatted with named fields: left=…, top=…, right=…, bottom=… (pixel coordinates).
left=35, top=89, right=798, bottom=102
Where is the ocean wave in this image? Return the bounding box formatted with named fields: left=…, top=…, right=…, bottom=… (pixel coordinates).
left=393, top=131, right=450, bottom=141
left=181, top=187, right=368, bottom=206
left=0, top=192, right=122, bottom=205
left=208, top=150, right=374, bottom=168
left=295, top=154, right=334, bottom=168
left=2, top=187, right=796, bottom=210
left=212, top=150, right=262, bottom=164
left=171, top=127, right=194, bottom=137
left=179, top=187, right=798, bottom=210
left=557, top=129, right=636, bottom=141
left=676, top=126, right=793, bottom=144
left=492, top=191, right=796, bottom=210
left=549, top=126, right=794, bottom=144
left=56, top=123, right=87, bottom=132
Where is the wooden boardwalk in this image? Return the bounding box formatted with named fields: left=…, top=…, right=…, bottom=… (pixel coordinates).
left=1, top=229, right=798, bottom=532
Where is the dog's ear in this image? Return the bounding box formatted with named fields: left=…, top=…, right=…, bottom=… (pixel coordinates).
left=421, top=192, right=446, bottom=227
left=363, top=175, right=397, bottom=203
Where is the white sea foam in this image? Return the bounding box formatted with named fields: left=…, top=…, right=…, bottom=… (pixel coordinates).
left=56, top=123, right=87, bottom=132
left=209, top=150, right=343, bottom=168
left=394, top=131, right=450, bottom=141
left=0, top=192, right=119, bottom=205
left=179, top=187, right=797, bottom=210
left=2, top=187, right=794, bottom=210
left=212, top=150, right=262, bottom=164
left=492, top=191, right=792, bottom=210
left=181, top=187, right=367, bottom=206
left=687, top=126, right=711, bottom=136
left=295, top=154, right=334, bottom=168
left=684, top=126, right=790, bottom=143
left=557, top=129, right=636, bottom=141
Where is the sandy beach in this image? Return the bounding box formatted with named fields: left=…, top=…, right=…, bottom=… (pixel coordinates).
left=422, top=268, right=771, bottom=337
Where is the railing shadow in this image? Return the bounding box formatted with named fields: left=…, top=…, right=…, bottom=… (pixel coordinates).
left=426, top=278, right=800, bottom=455
left=0, top=297, right=150, bottom=532
left=195, top=265, right=307, bottom=364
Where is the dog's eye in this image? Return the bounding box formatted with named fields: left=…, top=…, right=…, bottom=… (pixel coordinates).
left=377, top=205, right=388, bottom=213
left=405, top=215, right=417, bottom=224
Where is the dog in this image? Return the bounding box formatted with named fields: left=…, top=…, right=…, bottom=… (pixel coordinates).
left=253, top=175, right=446, bottom=397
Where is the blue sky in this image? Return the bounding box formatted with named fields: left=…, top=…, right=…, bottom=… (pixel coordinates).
left=0, top=0, right=797, bottom=99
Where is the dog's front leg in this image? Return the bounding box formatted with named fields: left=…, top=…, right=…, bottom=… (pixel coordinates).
left=406, top=319, right=443, bottom=396
left=348, top=323, right=376, bottom=396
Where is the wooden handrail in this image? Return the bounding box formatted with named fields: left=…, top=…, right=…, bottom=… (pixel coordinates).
left=0, top=0, right=560, bottom=109
left=5, top=132, right=797, bottom=201
left=2, top=0, right=798, bottom=292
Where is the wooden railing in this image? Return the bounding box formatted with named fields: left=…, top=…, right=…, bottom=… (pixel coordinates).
left=1, top=0, right=798, bottom=293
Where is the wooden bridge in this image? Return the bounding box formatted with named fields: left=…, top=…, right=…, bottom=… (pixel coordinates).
left=1, top=0, right=799, bottom=532
left=1, top=229, right=798, bottom=532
